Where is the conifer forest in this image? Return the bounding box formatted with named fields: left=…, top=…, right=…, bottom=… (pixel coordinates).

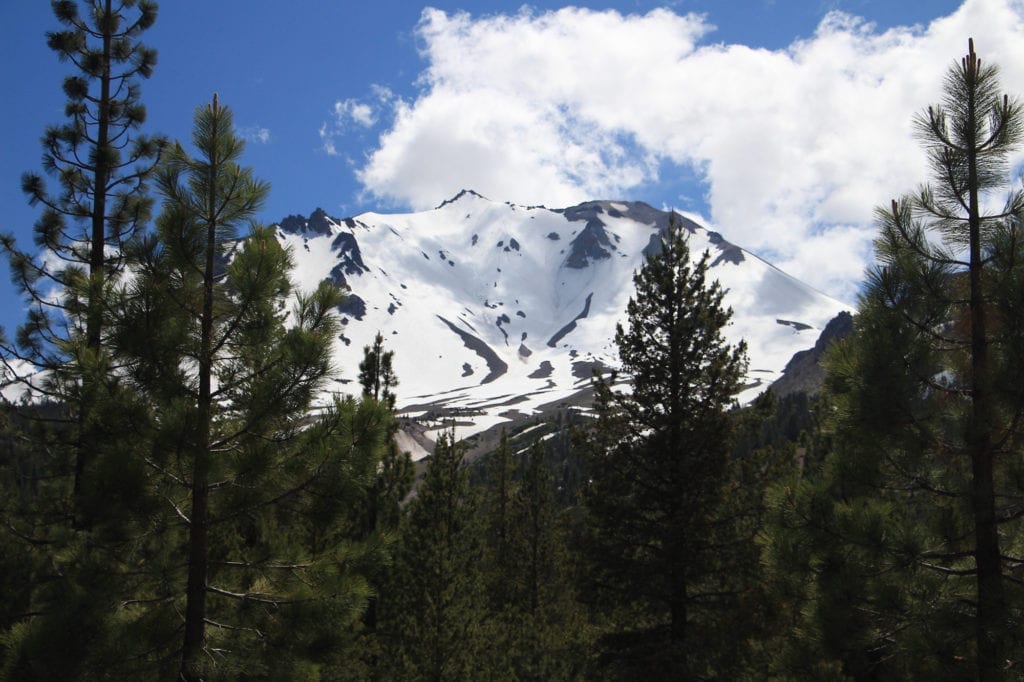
left=3, top=3, right=1024, bottom=680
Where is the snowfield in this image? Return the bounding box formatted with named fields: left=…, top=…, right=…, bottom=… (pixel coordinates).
left=277, top=190, right=850, bottom=452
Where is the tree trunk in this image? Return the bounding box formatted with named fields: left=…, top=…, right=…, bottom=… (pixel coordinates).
left=669, top=581, right=688, bottom=675
left=73, top=0, right=114, bottom=510
left=964, top=42, right=1006, bottom=681
left=180, top=95, right=220, bottom=681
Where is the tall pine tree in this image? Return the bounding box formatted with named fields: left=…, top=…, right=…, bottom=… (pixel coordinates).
left=0, top=3, right=164, bottom=676
left=115, top=95, right=390, bottom=679
left=359, top=331, right=398, bottom=410
left=4, top=0, right=162, bottom=359
left=761, top=39, right=1024, bottom=680
left=508, top=440, right=590, bottom=680
left=580, top=215, right=750, bottom=678
left=1, top=0, right=164, bottom=506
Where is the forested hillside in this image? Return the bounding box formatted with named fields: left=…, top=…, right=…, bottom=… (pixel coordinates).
left=2, top=3, right=1023, bottom=680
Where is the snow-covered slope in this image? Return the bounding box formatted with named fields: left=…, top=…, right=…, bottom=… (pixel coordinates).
left=275, top=190, right=849, bottom=447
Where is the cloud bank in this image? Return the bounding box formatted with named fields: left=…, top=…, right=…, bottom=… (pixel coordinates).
left=349, top=0, right=1024, bottom=303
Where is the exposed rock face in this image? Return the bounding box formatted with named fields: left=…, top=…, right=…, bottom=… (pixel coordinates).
left=563, top=216, right=614, bottom=268
left=547, top=293, right=594, bottom=348
left=329, top=232, right=368, bottom=288
left=707, top=231, right=745, bottom=266
left=279, top=207, right=335, bottom=237
left=337, top=294, right=367, bottom=321
left=278, top=213, right=308, bottom=235
left=559, top=200, right=698, bottom=268
left=770, top=311, right=854, bottom=397
left=435, top=188, right=486, bottom=209
left=437, top=316, right=508, bottom=384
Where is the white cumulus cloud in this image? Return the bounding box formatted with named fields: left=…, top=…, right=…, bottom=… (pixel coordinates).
left=320, top=87, right=396, bottom=156
left=337, top=99, right=377, bottom=128
left=354, top=0, right=1024, bottom=304
left=239, top=125, right=271, bottom=144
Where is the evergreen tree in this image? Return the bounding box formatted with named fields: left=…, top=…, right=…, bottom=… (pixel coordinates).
left=348, top=332, right=413, bottom=677
left=484, top=429, right=517, bottom=593
left=757, top=392, right=877, bottom=680
left=579, top=215, right=750, bottom=678
left=762, top=40, right=1024, bottom=680
left=355, top=329, right=412, bottom=537
left=0, top=0, right=164, bottom=504
left=381, top=426, right=486, bottom=680
left=113, top=95, right=390, bottom=680
left=4, top=0, right=162, bottom=358
left=359, top=331, right=398, bottom=410
left=0, top=3, right=164, bottom=675
left=506, top=440, right=589, bottom=680
left=478, top=429, right=522, bottom=677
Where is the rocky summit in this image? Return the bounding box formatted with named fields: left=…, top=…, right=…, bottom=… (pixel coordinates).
left=274, top=190, right=850, bottom=450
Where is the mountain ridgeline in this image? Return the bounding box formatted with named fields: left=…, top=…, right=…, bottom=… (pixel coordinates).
left=273, top=191, right=849, bottom=443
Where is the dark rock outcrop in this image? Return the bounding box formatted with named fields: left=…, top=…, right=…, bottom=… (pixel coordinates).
left=437, top=316, right=508, bottom=384
left=337, top=294, right=367, bottom=321
left=707, top=230, right=745, bottom=266
left=435, top=188, right=487, bottom=209
left=563, top=220, right=613, bottom=268
left=547, top=293, right=593, bottom=347
left=279, top=207, right=336, bottom=237
left=771, top=311, right=854, bottom=397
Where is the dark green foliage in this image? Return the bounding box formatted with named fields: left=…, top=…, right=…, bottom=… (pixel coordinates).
left=460, top=421, right=597, bottom=678
left=0, top=0, right=164, bottom=530
left=484, top=430, right=516, bottom=588
left=363, top=436, right=415, bottom=539
left=359, top=331, right=399, bottom=410
left=0, top=95, right=393, bottom=680
left=3, top=0, right=163, bottom=363
left=760, top=40, right=1024, bottom=680
left=381, top=427, right=487, bottom=680
left=347, top=332, right=413, bottom=676
left=354, top=330, right=412, bottom=536
left=579, top=216, right=753, bottom=678
left=503, top=440, right=590, bottom=680
left=112, top=95, right=391, bottom=680
left=0, top=6, right=164, bottom=671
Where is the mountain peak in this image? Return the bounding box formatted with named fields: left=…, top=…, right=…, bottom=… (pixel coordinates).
left=278, top=207, right=338, bottom=237
left=273, top=197, right=850, bottom=446
left=435, top=189, right=490, bottom=209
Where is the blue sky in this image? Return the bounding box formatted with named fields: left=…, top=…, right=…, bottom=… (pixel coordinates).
left=3, top=0, right=1020, bottom=336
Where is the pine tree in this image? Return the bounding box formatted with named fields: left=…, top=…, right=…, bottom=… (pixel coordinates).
left=890, top=40, right=1024, bottom=677
left=359, top=331, right=398, bottom=410
left=507, top=440, right=590, bottom=680
left=758, top=392, right=885, bottom=679
left=0, top=3, right=164, bottom=675
left=4, top=0, right=162, bottom=356
left=849, top=39, right=1024, bottom=678
left=356, top=331, right=411, bottom=535
left=381, top=426, right=486, bottom=680
left=484, top=429, right=517, bottom=593
left=476, top=429, right=522, bottom=677
left=0, top=0, right=164, bottom=505
left=579, top=215, right=749, bottom=678
left=112, top=95, right=390, bottom=679
left=762, top=39, right=1024, bottom=680
left=349, top=332, right=412, bottom=676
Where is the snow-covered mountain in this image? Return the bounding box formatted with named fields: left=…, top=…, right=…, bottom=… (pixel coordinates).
left=275, top=190, right=849, bottom=451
